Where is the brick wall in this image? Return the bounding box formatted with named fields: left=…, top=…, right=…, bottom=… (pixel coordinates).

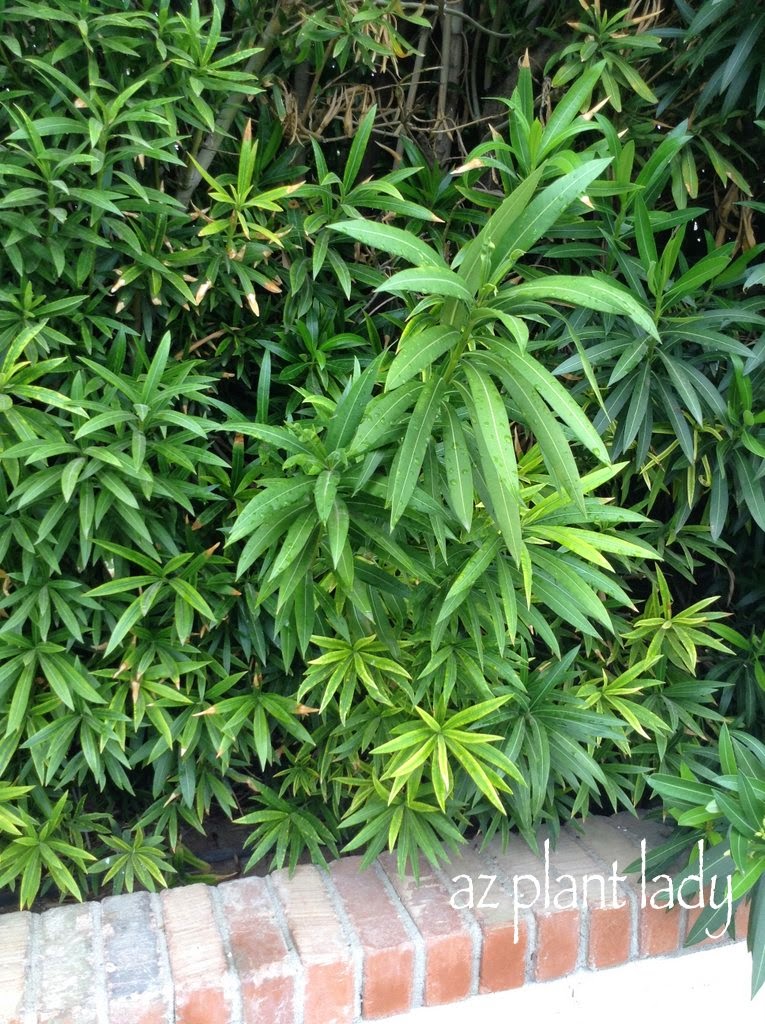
left=0, top=813, right=749, bottom=1024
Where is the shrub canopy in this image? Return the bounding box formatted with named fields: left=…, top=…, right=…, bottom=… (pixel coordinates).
left=0, top=3, right=764, bottom=977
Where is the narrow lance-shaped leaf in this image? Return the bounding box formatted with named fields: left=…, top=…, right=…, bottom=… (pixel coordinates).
left=326, top=498, right=350, bottom=570
left=437, top=535, right=502, bottom=623
left=461, top=366, right=523, bottom=560
left=663, top=244, right=734, bottom=308
left=473, top=351, right=585, bottom=510
left=389, top=378, right=447, bottom=527
left=267, top=511, right=317, bottom=581
left=386, top=326, right=460, bottom=391
left=734, top=451, right=765, bottom=532
left=167, top=578, right=214, bottom=619
left=489, top=159, right=612, bottom=280
left=314, top=471, right=338, bottom=525
left=227, top=478, right=314, bottom=546
left=222, top=422, right=317, bottom=457
left=348, top=381, right=421, bottom=455
left=377, top=267, right=473, bottom=303
left=633, top=195, right=658, bottom=271
left=539, top=62, right=606, bottom=160
left=330, top=220, right=447, bottom=268
left=499, top=275, right=658, bottom=341
left=442, top=404, right=473, bottom=531
left=487, top=338, right=610, bottom=463
left=749, top=875, right=765, bottom=995
left=325, top=355, right=382, bottom=453
left=342, top=103, right=376, bottom=192
left=463, top=364, right=519, bottom=501
left=454, top=167, right=545, bottom=294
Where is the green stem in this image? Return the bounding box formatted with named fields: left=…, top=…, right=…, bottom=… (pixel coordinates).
left=302, top=42, right=331, bottom=123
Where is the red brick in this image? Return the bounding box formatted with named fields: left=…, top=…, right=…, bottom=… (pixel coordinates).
left=329, top=857, right=415, bottom=1018
left=480, top=917, right=528, bottom=992
left=444, top=846, right=527, bottom=993
left=735, top=898, right=751, bottom=940
left=534, top=908, right=580, bottom=981
left=588, top=901, right=632, bottom=968
left=378, top=853, right=473, bottom=1006
left=38, top=903, right=100, bottom=1024
left=545, top=828, right=631, bottom=969
left=218, top=876, right=296, bottom=1024
left=14, top=811, right=746, bottom=1024
left=101, top=891, right=171, bottom=1024
left=638, top=896, right=683, bottom=956
left=574, top=815, right=683, bottom=958
left=161, top=884, right=234, bottom=1024
left=0, top=911, right=32, bottom=1024
left=488, top=834, right=582, bottom=982
left=271, top=865, right=355, bottom=1024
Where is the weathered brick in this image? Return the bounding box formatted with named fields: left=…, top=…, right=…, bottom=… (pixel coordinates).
left=329, top=857, right=415, bottom=1018
left=10, top=810, right=742, bottom=1024
left=638, top=895, right=683, bottom=957
left=576, top=814, right=683, bottom=957
left=444, top=845, right=528, bottom=993
left=0, top=911, right=32, bottom=1024
left=101, top=891, right=171, bottom=1024
left=534, top=907, right=580, bottom=981
left=270, top=865, right=355, bottom=1024
left=546, top=828, right=631, bottom=969
left=378, top=853, right=473, bottom=1006
left=161, top=884, right=234, bottom=1024
left=587, top=900, right=632, bottom=968
left=488, top=834, right=581, bottom=982
left=218, top=876, right=297, bottom=1024
left=37, top=903, right=100, bottom=1024
left=601, top=817, right=727, bottom=956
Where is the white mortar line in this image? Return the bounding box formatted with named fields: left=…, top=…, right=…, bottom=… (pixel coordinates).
left=574, top=830, right=640, bottom=961
left=149, top=891, right=176, bottom=1024
left=90, top=900, right=110, bottom=1024
left=520, top=906, right=537, bottom=985
left=23, top=911, right=41, bottom=1024
left=318, top=867, right=364, bottom=1024
left=373, top=859, right=427, bottom=1009
left=264, top=873, right=306, bottom=1024
left=434, top=864, right=483, bottom=997
left=209, top=885, right=244, bottom=1024
left=578, top=895, right=590, bottom=971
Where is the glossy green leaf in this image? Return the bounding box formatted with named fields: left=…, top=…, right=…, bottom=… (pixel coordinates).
left=228, top=479, right=314, bottom=546
left=442, top=404, right=473, bottom=531
left=508, top=275, right=658, bottom=340
left=389, top=377, right=446, bottom=527
left=386, top=326, right=460, bottom=390
left=377, top=267, right=473, bottom=302
left=330, top=220, right=446, bottom=268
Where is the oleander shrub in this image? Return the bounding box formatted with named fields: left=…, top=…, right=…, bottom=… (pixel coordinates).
left=0, top=2, right=763, bottom=986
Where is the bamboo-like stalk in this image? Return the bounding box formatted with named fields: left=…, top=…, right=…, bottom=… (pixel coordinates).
left=175, top=3, right=288, bottom=209
left=433, top=0, right=464, bottom=164
left=395, top=24, right=432, bottom=161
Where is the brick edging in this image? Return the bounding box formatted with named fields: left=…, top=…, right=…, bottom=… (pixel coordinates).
left=0, top=813, right=749, bottom=1024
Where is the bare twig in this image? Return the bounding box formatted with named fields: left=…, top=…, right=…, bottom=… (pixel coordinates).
left=434, top=1, right=464, bottom=164
left=395, top=24, right=431, bottom=160
left=389, top=1, right=517, bottom=39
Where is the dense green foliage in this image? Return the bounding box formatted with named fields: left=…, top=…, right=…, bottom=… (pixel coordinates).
left=643, top=724, right=765, bottom=994
left=0, top=0, right=764, bottom=986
